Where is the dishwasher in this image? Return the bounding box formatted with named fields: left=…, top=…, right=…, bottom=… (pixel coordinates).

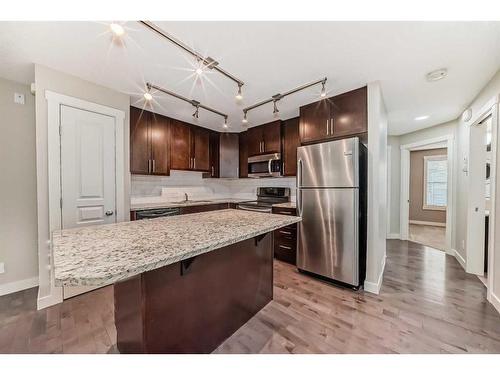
left=135, top=207, right=180, bottom=220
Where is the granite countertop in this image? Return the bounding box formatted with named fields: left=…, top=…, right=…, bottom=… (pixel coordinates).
left=130, top=197, right=250, bottom=211
left=272, top=201, right=296, bottom=209
left=53, top=209, right=301, bottom=287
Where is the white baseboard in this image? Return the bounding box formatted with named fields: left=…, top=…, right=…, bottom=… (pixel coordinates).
left=489, top=291, right=500, bottom=316
left=453, top=248, right=467, bottom=270
left=409, top=220, right=446, bottom=227
left=387, top=233, right=400, bottom=239
left=364, top=255, right=386, bottom=294
left=0, top=277, right=38, bottom=296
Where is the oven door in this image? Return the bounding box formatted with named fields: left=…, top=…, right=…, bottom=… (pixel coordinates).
left=248, top=153, right=282, bottom=178
left=236, top=203, right=272, bottom=213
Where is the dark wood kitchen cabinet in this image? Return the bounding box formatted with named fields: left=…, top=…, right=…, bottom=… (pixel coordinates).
left=281, top=117, right=300, bottom=176
left=170, top=120, right=210, bottom=172
left=208, top=131, right=220, bottom=178
left=130, top=106, right=170, bottom=176
left=239, top=131, right=248, bottom=178
left=246, top=120, right=281, bottom=156
left=170, top=119, right=191, bottom=170
left=272, top=206, right=297, bottom=265
left=299, top=86, right=367, bottom=144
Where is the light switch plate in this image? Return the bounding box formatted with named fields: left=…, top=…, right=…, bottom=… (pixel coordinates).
left=14, top=92, right=25, bottom=105
left=0, top=262, right=4, bottom=274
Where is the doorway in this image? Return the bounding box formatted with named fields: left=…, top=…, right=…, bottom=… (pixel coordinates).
left=400, top=135, right=454, bottom=254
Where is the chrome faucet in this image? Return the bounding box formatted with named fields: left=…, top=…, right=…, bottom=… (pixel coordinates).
left=184, top=193, right=189, bottom=202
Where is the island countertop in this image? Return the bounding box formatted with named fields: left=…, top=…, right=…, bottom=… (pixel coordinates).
left=53, top=209, right=301, bottom=287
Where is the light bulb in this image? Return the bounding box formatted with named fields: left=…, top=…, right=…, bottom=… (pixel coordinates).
left=235, top=85, right=243, bottom=100
left=110, top=23, right=125, bottom=37
left=143, top=92, right=153, bottom=101
left=195, top=67, right=203, bottom=76
left=223, top=118, right=228, bottom=129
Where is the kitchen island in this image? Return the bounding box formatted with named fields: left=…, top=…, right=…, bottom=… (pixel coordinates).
left=52, top=209, right=300, bottom=353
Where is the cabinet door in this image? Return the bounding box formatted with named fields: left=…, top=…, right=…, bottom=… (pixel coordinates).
left=246, top=126, right=263, bottom=156
left=170, top=119, right=191, bottom=170
left=299, top=99, right=331, bottom=144
left=209, top=131, right=220, bottom=178
left=150, top=114, right=170, bottom=176
left=192, top=126, right=210, bottom=172
left=282, top=117, right=300, bottom=176
left=239, top=131, right=248, bottom=178
left=331, top=86, right=367, bottom=137
left=262, top=120, right=281, bottom=154
left=130, top=106, right=151, bottom=175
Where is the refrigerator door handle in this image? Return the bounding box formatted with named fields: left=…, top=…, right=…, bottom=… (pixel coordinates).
left=297, top=158, right=303, bottom=188
left=297, top=188, right=302, bottom=217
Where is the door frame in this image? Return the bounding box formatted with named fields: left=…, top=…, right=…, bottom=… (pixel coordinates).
left=466, top=95, right=499, bottom=305
left=400, top=134, right=455, bottom=255
left=40, top=91, right=125, bottom=308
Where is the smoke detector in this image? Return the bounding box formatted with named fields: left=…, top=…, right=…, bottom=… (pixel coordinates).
left=426, top=68, right=448, bottom=82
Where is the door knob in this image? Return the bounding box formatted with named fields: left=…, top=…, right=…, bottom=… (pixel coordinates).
left=105, top=210, right=114, bottom=216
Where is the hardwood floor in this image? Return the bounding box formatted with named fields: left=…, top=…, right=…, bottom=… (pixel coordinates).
left=1, top=240, right=500, bottom=353
left=409, top=223, right=447, bottom=251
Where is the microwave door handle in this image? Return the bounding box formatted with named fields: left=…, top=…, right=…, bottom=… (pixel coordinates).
left=268, top=158, right=273, bottom=175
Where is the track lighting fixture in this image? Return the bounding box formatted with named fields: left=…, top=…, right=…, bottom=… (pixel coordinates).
left=243, top=77, right=327, bottom=120
left=242, top=111, right=248, bottom=124
left=139, top=21, right=245, bottom=101
left=147, top=82, right=228, bottom=124
left=235, top=84, right=243, bottom=100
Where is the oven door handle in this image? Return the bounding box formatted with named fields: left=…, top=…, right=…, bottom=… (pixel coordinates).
left=237, top=205, right=272, bottom=213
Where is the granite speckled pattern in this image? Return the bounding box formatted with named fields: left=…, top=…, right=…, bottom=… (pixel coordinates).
left=53, top=209, right=301, bottom=287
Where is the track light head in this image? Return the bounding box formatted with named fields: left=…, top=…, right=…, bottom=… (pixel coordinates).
left=235, top=85, right=243, bottom=100
left=110, top=23, right=125, bottom=37
left=193, top=106, right=199, bottom=119
left=143, top=92, right=153, bottom=101
left=320, top=81, right=326, bottom=98
left=273, top=100, right=279, bottom=115
left=242, top=112, right=248, bottom=124
left=223, top=117, right=228, bottom=129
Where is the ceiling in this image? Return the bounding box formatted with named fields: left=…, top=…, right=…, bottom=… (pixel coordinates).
left=1, top=21, right=499, bottom=135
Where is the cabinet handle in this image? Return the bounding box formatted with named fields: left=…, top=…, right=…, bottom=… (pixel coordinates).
left=211, top=166, right=214, bottom=177
left=326, top=119, right=329, bottom=135
left=152, top=159, right=156, bottom=173
left=194, top=158, right=196, bottom=169
left=279, top=245, right=292, bottom=250
left=331, top=118, right=334, bottom=135
left=279, top=230, right=292, bottom=235
left=148, top=159, right=151, bottom=174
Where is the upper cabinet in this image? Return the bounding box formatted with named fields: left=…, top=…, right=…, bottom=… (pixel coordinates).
left=246, top=120, right=281, bottom=156
left=208, top=131, right=220, bottom=178
left=299, top=86, right=367, bottom=144
left=282, top=117, right=300, bottom=176
left=130, top=106, right=170, bottom=176
left=239, top=131, right=248, bottom=178
left=170, top=120, right=210, bottom=172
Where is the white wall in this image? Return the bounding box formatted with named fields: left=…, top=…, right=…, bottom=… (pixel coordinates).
left=387, top=136, right=400, bottom=236
left=0, top=77, right=39, bottom=295
left=35, top=64, right=131, bottom=309
left=365, top=81, right=388, bottom=294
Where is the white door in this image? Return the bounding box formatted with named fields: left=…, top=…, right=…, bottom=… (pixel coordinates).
left=60, top=105, right=116, bottom=298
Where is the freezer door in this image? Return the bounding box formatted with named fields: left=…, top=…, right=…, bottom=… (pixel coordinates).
left=297, top=138, right=359, bottom=188
left=297, top=188, right=359, bottom=285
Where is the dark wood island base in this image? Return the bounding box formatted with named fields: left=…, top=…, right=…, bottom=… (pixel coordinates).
left=113, top=233, right=273, bottom=353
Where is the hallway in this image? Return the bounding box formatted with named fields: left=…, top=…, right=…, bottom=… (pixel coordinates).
left=1, top=240, right=500, bottom=353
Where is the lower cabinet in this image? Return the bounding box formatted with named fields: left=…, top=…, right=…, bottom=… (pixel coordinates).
left=272, top=206, right=297, bottom=265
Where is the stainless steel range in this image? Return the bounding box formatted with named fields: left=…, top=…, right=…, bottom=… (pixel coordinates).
left=237, top=187, right=290, bottom=213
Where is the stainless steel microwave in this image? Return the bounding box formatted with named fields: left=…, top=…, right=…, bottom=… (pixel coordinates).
left=247, top=153, right=282, bottom=178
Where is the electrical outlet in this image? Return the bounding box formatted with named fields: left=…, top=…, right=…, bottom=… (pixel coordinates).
left=0, top=262, right=4, bottom=274
left=14, top=92, right=25, bottom=105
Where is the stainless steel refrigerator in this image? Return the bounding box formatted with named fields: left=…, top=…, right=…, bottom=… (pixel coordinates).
left=296, top=137, right=367, bottom=288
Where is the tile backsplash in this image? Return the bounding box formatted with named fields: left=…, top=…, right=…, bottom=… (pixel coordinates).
left=131, top=170, right=297, bottom=199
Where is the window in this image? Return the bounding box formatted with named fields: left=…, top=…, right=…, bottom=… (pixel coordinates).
left=424, top=155, right=447, bottom=210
